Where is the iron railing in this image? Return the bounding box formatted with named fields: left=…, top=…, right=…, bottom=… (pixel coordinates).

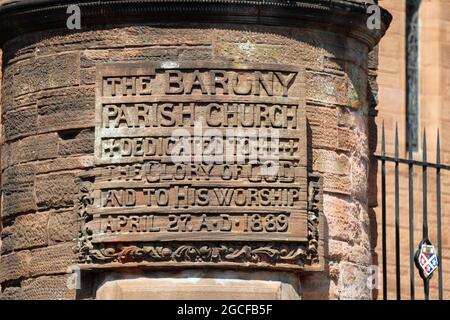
left=374, top=122, right=445, bottom=300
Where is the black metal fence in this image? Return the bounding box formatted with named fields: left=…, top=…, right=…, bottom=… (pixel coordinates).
left=374, top=122, right=446, bottom=300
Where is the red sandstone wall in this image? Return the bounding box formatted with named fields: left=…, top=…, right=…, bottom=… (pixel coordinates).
left=376, top=0, right=450, bottom=299
left=0, top=23, right=374, bottom=299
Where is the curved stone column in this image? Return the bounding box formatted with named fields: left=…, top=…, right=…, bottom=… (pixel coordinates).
left=0, top=0, right=390, bottom=299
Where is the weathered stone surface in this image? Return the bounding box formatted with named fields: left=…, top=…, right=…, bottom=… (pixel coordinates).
left=37, top=87, right=94, bottom=133
left=322, top=172, right=352, bottom=196
left=336, top=37, right=368, bottom=70
left=346, top=63, right=368, bottom=110
left=350, top=157, right=369, bottom=202
left=337, top=262, right=372, bottom=300
left=0, top=251, right=31, bottom=283
left=216, top=39, right=316, bottom=66
left=313, top=150, right=350, bottom=175
left=80, top=67, right=96, bottom=85
left=1, top=64, right=13, bottom=113
left=1, top=213, right=48, bottom=253
left=1, top=189, right=36, bottom=217
left=306, top=105, right=338, bottom=150
left=3, top=106, right=37, bottom=141
left=48, top=211, right=77, bottom=244
left=12, top=53, right=79, bottom=97
left=35, top=156, right=94, bottom=175
left=306, top=72, right=347, bottom=107
left=33, top=27, right=213, bottom=56
left=324, top=194, right=361, bottom=243
left=21, top=275, right=75, bottom=300
left=1, top=141, right=12, bottom=170
left=337, top=107, right=357, bottom=129
left=58, top=129, right=94, bottom=156
left=96, top=270, right=301, bottom=300
left=337, top=127, right=357, bottom=152
left=322, top=55, right=346, bottom=74
left=7, top=133, right=59, bottom=165
left=81, top=47, right=212, bottom=68
left=29, top=243, right=76, bottom=276
left=36, top=173, right=77, bottom=209
left=2, top=163, right=34, bottom=194
left=328, top=239, right=371, bottom=266
left=0, top=286, right=22, bottom=300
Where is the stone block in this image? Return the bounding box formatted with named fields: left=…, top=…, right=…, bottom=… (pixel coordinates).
left=35, top=27, right=212, bottom=55
left=36, top=173, right=77, bottom=209
left=350, top=157, right=369, bottom=202
left=29, top=243, right=76, bottom=276
left=35, top=156, right=94, bottom=175
left=3, top=107, right=37, bottom=141
left=21, top=275, right=75, bottom=300
left=0, top=286, right=22, bottom=300
left=307, top=105, right=338, bottom=149
left=337, top=127, right=357, bottom=152
left=12, top=53, right=79, bottom=96
left=324, top=194, right=361, bottom=243
left=58, top=129, right=94, bottom=156
left=37, top=87, right=94, bottom=133
left=313, top=150, right=350, bottom=175
left=322, top=172, right=352, bottom=196
left=2, top=163, right=35, bottom=194
left=328, top=239, right=371, bottom=266
left=300, top=272, right=331, bottom=300
left=80, top=48, right=185, bottom=67
left=48, top=211, right=77, bottom=244
left=11, top=133, right=59, bottom=165
left=337, top=262, right=372, bottom=300
left=1, top=213, right=48, bottom=253
left=1, top=190, right=36, bottom=217
left=306, top=71, right=348, bottom=107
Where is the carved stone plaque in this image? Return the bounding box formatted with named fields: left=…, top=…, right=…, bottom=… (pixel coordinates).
left=76, top=62, right=323, bottom=271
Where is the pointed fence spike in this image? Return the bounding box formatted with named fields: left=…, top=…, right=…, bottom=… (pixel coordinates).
left=423, top=128, right=427, bottom=163
left=382, top=120, right=385, bottom=157
left=395, top=122, right=399, bottom=159
left=437, top=129, right=440, bottom=164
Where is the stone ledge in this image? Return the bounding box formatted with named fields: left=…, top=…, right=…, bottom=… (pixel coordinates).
left=0, top=0, right=391, bottom=49
left=94, top=270, right=301, bottom=300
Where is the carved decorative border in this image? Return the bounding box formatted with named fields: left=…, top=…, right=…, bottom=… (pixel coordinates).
left=306, top=174, right=323, bottom=266
left=89, top=242, right=308, bottom=265
left=74, top=172, right=95, bottom=263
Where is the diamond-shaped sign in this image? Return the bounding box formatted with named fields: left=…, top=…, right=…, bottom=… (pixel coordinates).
left=415, top=239, right=438, bottom=280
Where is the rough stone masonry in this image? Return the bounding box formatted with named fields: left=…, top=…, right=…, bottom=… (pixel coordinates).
left=0, top=0, right=391, bottom=300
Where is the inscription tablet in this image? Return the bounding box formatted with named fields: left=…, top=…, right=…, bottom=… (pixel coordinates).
left=76, top=62, right=322, bottom=271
